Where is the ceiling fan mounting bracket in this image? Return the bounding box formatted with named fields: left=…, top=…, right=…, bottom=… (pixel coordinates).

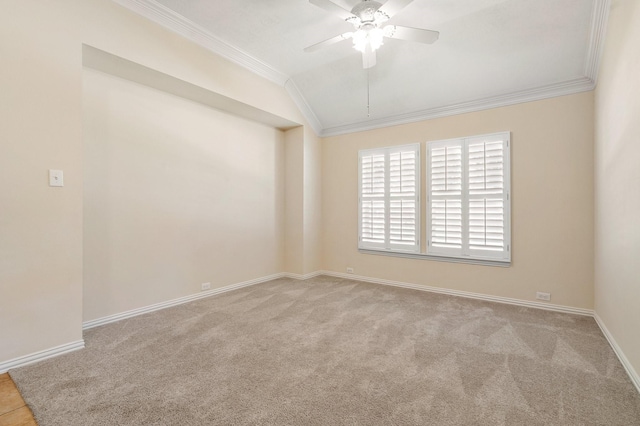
left=350, top=0, right=385, bottom=25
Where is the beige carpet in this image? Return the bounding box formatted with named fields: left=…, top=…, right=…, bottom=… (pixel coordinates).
left=10, top=276, right=640, bottom=425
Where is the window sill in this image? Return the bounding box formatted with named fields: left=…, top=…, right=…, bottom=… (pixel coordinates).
left=358, top=248, right=511, bottom=267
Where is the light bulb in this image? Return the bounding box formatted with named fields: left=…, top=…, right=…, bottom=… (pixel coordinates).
left=352, top=27, right=385, bottom=53
left=352, top=30, right=368, bottom=53
left=369, top=28, right=384, bottom=51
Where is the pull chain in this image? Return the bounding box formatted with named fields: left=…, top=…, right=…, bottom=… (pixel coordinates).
left=367, top=68, right=370, bottom=117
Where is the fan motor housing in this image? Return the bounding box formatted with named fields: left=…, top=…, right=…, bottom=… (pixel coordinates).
left=351, top=1, right=382, bottom=23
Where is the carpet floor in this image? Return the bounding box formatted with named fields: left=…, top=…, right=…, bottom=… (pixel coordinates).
left=10, top=276, right=640, bottom=425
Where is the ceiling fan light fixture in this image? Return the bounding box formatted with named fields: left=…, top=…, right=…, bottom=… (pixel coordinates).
left=306, top=0, right=439, bottom=69
left=352, top=27, right=385, bottom=53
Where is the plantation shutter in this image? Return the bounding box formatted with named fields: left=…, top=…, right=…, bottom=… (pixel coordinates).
left=466, top=135, right=509, bottom=259
left=360, top=152, right=386, bottom=248
left=427, top=133, right=510, bottom=261
left=427, top=141, right=463, bottom=256
left=359, top=144, right=420, bottom=252
left=389, top=147, right=419, bottom=250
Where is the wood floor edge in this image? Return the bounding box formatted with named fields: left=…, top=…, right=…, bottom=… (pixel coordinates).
left=0, top=373, right=37, bottom=425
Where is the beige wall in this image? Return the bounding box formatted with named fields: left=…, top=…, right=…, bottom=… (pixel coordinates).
left=284, top=127, right=305, bottom=275
left=283, top=126, right=323, bottom=276
left=3, top=0, right=628, bottom=373
left=0, top=0, right=311, bottom=364
left=322, top=92, right=595, bottom=309
left=1, top=1, right=84, bottom=362
left=83, top=69, right=285, bottom=321
left=594, top=0, right=640, bottom=377
left=303, top=126, right=323, bottom=274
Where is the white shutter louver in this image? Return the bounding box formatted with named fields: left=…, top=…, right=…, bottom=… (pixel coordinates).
left=359, top=144, right=420, bottom=252
left=361, top=199, right=385, bottom=244
left=390, top=199, right=416, bottom=245
left=431, top=199, right=462, bottom=248
left=430, top=145, right=462, bottom=195
left=469, top=199, right=504, bottom=251
left=361, top=153, right=385, bottom=197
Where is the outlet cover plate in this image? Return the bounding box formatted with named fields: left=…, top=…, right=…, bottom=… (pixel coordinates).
left=49, top=169, right=64, bottom=187
left=536, top=292, right=551, bottom=301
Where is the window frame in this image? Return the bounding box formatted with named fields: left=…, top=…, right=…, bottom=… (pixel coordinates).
left=358, top=143, right=421, bottom=254
left=357, top=132, right=511, bottom=267
left=426, top=132, right=511, bottom=263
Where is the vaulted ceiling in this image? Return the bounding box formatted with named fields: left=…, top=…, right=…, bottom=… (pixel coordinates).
left=114, top=0, right=608, bottom=136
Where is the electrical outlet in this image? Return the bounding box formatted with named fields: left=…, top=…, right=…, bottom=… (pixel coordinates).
left=536, top=292, right=551, bottom=301
left=346, top=267, right=354, bottom=274
left=201, top=282, right=211, bottom=291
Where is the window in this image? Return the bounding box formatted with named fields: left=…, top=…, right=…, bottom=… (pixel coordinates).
left=358, top=144, right=420, bottom=253
left=427, top=133, right=510, bottom=262
left=357, top=132, right=511, bottom=265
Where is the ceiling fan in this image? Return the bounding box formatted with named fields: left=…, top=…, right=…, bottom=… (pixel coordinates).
left=305, top=0, right=439, bottom=69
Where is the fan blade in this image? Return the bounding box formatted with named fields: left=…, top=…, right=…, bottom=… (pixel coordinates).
left=377, top=0, right=414, bottom=19
left=304, top=32, right=353, bottom=52
left=362, top=47, right=376, bottom=69
left=326, top=0, right=354, bottom=10
left=309, top=0, right=355, bottom=20
left=383, top=25, right=439, bottom=44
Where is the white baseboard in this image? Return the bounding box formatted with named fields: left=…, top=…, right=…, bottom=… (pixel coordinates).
left=3, top=273, right=295, bottom=372
left=594, top=313, right=640, bottom=394
left=81, top=270, right=595, bottom=331
left=282, top=271, right=323, bottom=280
left=320, top=270, right=594, bottom=316
left=82, top=273, right=288, bottom=330
left=0, top=340, right=85, bottom=374
left=10, top=270, right=639, bottom=399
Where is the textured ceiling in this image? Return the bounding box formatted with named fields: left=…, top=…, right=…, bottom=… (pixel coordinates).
left=119, top=0, right=606, bottom=135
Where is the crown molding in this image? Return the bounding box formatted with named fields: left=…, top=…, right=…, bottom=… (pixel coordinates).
left=321, top=0, right=609, bottom=136
left=112, top=0, right=610, bottom=137
left=585, top=0, right=611, bottom=82
left=111, top=0, right=289, bottom=86
left=320, top=76, right=595, bottom=137
left=284, top=79, right=323, bottom=135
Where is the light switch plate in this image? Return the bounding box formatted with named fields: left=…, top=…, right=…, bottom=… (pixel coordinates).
left=49, top=169, right=64, bottom=187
